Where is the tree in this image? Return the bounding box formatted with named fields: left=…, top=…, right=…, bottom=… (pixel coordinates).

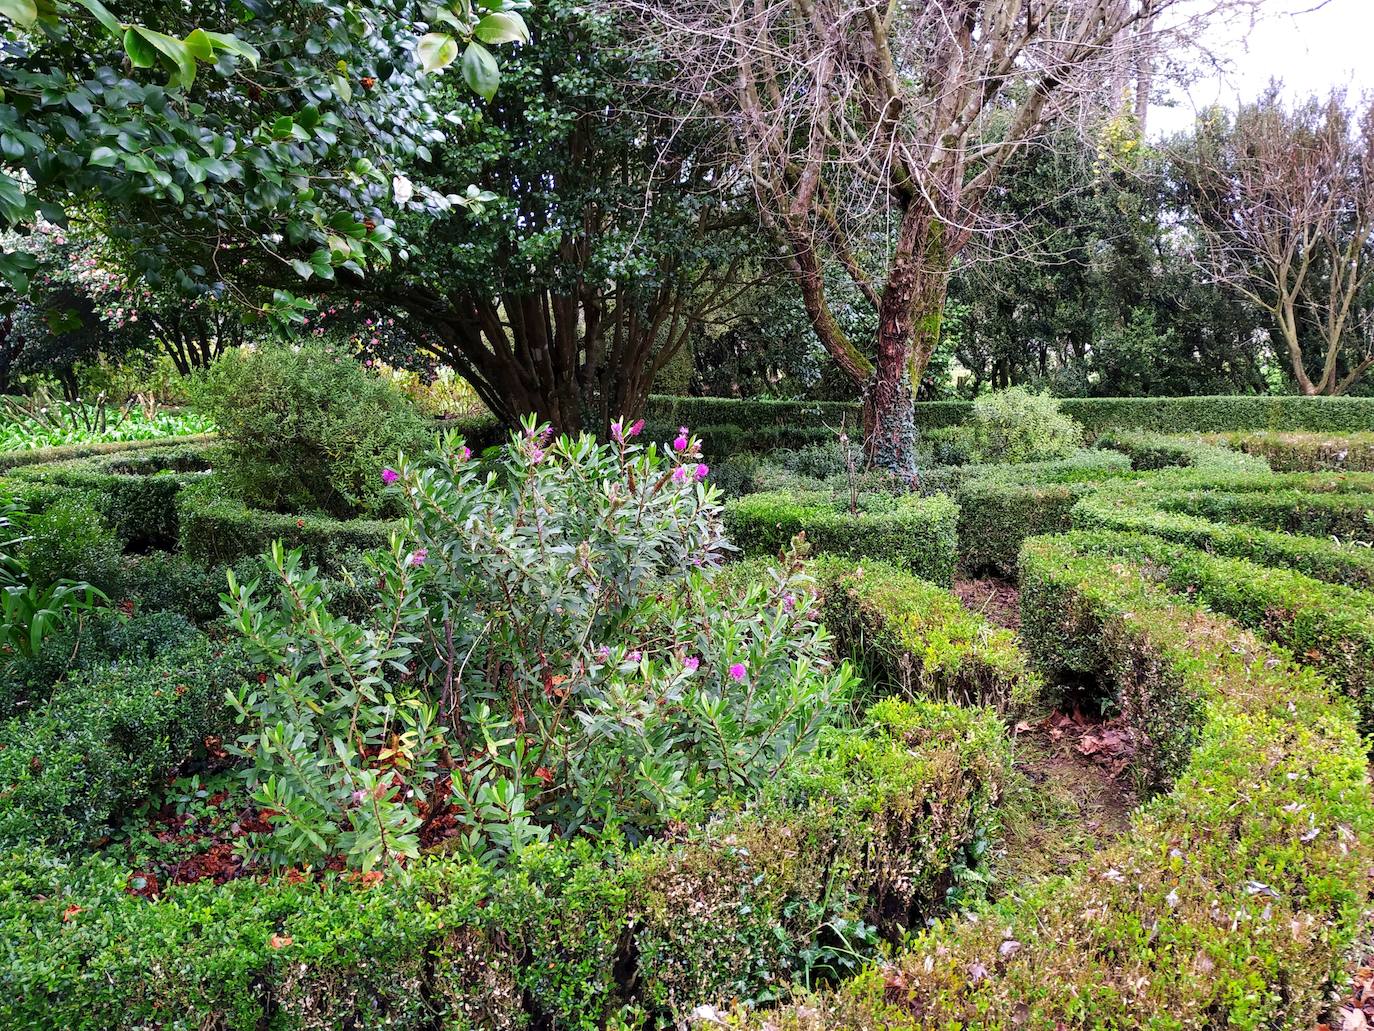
left=624, top=0, right=1252, bottom=473
left=0, top=0, right=525, bottom=312
left=348, top=0, right=760, bottom=434
left=1176, top=87, right=1374, bottom=396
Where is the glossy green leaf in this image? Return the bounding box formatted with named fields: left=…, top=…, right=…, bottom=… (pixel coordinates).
left=475, top=11, right=529, bottom=45
left=417, top=32, right=460, bottom=73
left=461, top=41, right=499, bottom=101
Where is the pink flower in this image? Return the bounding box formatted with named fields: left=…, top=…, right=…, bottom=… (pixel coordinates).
left=783, top=594, right=796, bottom=612
left=729, top=662, right=747, bottom=681
left=695, top=463, right=709, bottom=481
left=673, top=427, right=689, bottom=452
left=629, top=419, right=645, bottom=438
left=530, top=448, right=544, bottom=464
left=684, top=656, right=700, bottom=672
left=611, top=418, right=626, bottom=442
left=672, top=466, right=687, bottom=483
left=408, top=548, right=428, bottom=567
left=459, top=445, right=471, bottom=461
left=381, top=468, right=399, bottom=485
left=596, top=645, right=612, bottom=661
left=627, top=650, right=642, bottom=663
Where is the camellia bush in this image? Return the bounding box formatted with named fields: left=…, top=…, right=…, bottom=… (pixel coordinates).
left=223, top=417, right=856, bottom=871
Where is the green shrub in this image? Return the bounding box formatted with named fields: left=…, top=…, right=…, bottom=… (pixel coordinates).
left=814, top=558, right=1041, bottom=713
left=0, top=431, right=216, bottom=473
left=0, top=625, right=247, bottom=849
left=1072, top=485, right=1374, bottom=588
left=917, top=447, right=1131, bottom=496
left=955, top=480, right=1093, bottom=575
left=1055, top=529, right=1374, bottom=735
left=0, top=698, right=1010, bottom=1030
left=191, top=344, right=431, bottom=516
left=20, top=496, right=124, bottom=596
left=1202, top=430, right=1374, bottom=472
left=1095, top=428, right=1270, bottom=473
left=728, top=537, right=1374, bottom=1029
left=724, top=491, right=959, bottom=585
left=965, top=388, right=1083, bottom=464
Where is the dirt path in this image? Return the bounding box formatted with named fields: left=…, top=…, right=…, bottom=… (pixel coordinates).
left=954, top=577, right=1022, bottom=630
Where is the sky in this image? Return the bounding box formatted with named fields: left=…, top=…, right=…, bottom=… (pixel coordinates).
left=1151, top=0, right=1374, bottom=137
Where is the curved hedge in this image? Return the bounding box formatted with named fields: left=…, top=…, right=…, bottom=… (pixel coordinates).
left=724, top=492, right=958, bottom=584
left=0, top=431, right=216, bottom=472
left=0, top=697, right=1009, bottom=1029
left=718, top=535, right=1374, bottom=1029
left=1094, top=428, right=1271, bottom=473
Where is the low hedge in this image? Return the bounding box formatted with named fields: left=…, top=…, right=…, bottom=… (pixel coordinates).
left=0, top=621, right=247, bottom=849
left=1073, top=485, right=1374, bottom=588
left=955, top=480, right=1096, bottom=576
left=1057, top=529, right=1374, bottom=736
left=0, top=431, right=216, bottom=472
left=815, top=558, right=1041, bottom=714
left=4, top=443, right=213, bottom=548
left=724, top=491, right=958, bottom=584
left=1152, top=486, right=1374, bottom=543
left=1203, top=430, right=1374, bottom=472
left=0, top=697, right=1010, bottom=1029
left=917, top=447, right=1131, bottom=496
left=176, top=476, right=398, bottom=568
left=720, top=535, right=1374, bottom=1028
left=1094, top=428, right=1271, bottom=473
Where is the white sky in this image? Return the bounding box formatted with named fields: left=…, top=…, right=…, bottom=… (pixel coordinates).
left=1151, top=0, right=1374, bottom=137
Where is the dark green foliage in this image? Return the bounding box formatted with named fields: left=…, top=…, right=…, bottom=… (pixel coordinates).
left=191, top=345, right=430, bottom=516
left=19, top=496, right=123, bottom=595
left=175, top=477, right=396, bottom=569
left=814, top=559, right=1041, bottom=713
left=0, top=626, right=247, bottom=849
left=0, top=699, right=1009, bottom=1029
left=123, top=551, right=265, bottom=623
left=724, top=492, right=959, bottom=585
left=955, top=481, right=1095, bottom=576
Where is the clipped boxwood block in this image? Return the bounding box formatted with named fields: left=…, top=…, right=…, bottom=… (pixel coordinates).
left=0, top=432, right=216, bottom=472
left=813, top=557, right=1041, bottom=713
left=176, top=477, right=398, bottom=569
left=1094, top=429, right=1271, bottom=474
left=724, top=491, right=958, bottom=585
left=1202, top=430, right=1374, bottom=472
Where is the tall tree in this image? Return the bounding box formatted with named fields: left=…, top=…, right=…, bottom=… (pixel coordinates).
left=624, top=0, right=1251, bottom=473
left=352, top=0, right=759, bottom=434
left=1176, top=87, right=1374, bottom=396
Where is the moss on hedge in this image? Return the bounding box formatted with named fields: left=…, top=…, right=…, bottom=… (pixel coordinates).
left=714, top=537, right=1374, bottom=1029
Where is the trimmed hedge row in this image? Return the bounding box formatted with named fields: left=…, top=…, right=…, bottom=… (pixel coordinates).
left=814, top=558, right=1041, bottom=714
left=1058, top=529, right=1374, bottom=735
left=645, top=394, right=1374, bottom=436
left=1073, top=484, right=1374, bottom=588
left=723, top=535, right=1374, bottom=1029
left=724, top=491, right=959, bottom=585
left=917, top=447, right=1131, bottom=495
left=0, top=697, right=1010, bottom=1029
left=1094, top=428, right=1270, bottom=473
left=0, top=431, right=216, bottom=472
left=1202, top=430, right=1374, bottom=472
left=175, top=477, right=397, bottom=568
left=5, top=443, right=212, bottom=548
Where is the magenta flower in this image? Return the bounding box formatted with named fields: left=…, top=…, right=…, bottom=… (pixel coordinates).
left=459, top=445, right=472, bottom=461
left=408, top=548, right=428, bottom=567
left=381, top=468, right=399, bottom=485
left=672, top=466, right=688, bottom=483
left=611, top=418, right=626, bottom=442
left=695, top=463, right=709, bottom=481
left=627, top=650, right=642, bottom=663
left=684, top=656, right=700, bottom=672
left=728, top=662, right=747, bottom=681
left=629, top=419, right=645, bottom=438
left=783, top=594, right=796, bottom=612
left=596, top=645, right=612, bottom=661
left=673, top=427, right=689, bottom=452
left=530, top=448, right=544, bottom=464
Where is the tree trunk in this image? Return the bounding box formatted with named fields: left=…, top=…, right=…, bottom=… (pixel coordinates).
left=864, top=215, right=948, bottom=478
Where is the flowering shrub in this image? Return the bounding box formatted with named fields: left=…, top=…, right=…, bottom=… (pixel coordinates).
left=223, top=418, right=854, bottom=871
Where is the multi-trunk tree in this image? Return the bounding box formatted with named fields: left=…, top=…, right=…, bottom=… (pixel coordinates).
left=1176, top=87, right=1374, bottom=396
left=624, top=0, right=1252, bottom=473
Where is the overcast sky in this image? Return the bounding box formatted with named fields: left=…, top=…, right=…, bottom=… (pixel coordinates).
left=1151, top=0, right=1374, bottom=137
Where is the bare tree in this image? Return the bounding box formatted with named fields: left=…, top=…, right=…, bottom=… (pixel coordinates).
left=1178, top=87, right=1374, bottom=396
left=620, top=0, right=1251, bottom=473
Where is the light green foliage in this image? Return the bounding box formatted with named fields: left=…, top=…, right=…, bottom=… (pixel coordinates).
left=1095, top=428, right=1270, bottom=473
left=192, top=344, right=431, bottom=516
left=223, top=421, right=854, bottom=871
left=0, top=398, right=212, bottom=452
left=965, top=387, right=1084, bottom=464
left=1203, top=430, right=1374, bottom=472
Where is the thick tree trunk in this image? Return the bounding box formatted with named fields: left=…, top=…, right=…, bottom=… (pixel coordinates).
left=864, top=215, right=948, bottom=479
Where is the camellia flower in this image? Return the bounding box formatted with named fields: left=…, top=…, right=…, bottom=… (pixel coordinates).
left=728, top=662, right=747, bottom=681
left=673, top=427, right=689, bottom=451
left=381, top=468, right=399, bottom=485
left=695, top=463, right=709, bottom=481
left=408, top=548, right=428, bottom=567
left=684, top=656, right=700, bottom=672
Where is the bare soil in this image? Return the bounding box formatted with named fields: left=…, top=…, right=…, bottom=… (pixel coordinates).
left=954, top=576, right=1022, bottom=630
